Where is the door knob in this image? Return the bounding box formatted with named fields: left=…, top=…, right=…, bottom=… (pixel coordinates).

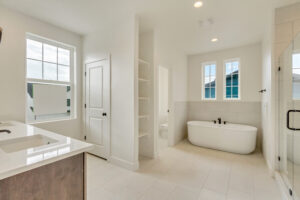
left=102, top=113, right=107, bottom=116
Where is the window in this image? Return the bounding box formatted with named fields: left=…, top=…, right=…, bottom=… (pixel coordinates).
left=224, top=59, right=240, bottom=100
left=26, top=34, right=75, bottom=123
left=293, top=53, right=300, bottom=99
left=202, top=63, right=216, bottom=100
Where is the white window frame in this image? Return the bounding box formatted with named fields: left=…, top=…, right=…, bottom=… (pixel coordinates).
left=223, top=58, right=241, bottom=101
left=202, top=61, right=217, bottom=101
left=25, top=33, right=76, bottom=123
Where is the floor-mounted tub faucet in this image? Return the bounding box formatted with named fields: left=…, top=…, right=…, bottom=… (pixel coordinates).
left=218, top=118, right=222, bottom=124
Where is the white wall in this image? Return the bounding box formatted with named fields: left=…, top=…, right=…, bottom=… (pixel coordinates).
left=158, top=66, right=169, bottom=125
left=154, top=31, right=188, bottom=102
left=0, top=6, right=83, bottom=139
left=261, top=7, right=276, bottom=173
left=153, top=30, right=188, bottom=145
left=83, top=15, right=139, bottom=169
left=188, top=43, right=262, bottom=102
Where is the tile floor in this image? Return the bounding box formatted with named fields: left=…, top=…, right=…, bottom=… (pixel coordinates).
left=87, top=140, right=282, bottom=200
left=158, top=135, right=168, bottom=152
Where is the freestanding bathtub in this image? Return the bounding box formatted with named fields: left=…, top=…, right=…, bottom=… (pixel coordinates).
left=187, top=121, right=257, bottom=154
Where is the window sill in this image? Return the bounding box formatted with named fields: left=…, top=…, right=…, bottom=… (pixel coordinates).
left=223, top=99, right=241, bottom=102
left=26, top=116, right=76, bottom=125
left=202, top=99, right=217, bottom=102
left=199, top=99, right=243, bottom=102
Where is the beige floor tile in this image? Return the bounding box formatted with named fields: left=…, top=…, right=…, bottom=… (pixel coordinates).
left=125, top=173, right=156, bottom=194
left=165, top=185, right=200, bottom=200
left=163, top=167, right=207, bottom=190
left=227, top=188, right=253, bottom=200
left=86, top=140, right=282, bottom=200
left=102, top=173, right=132, bottom=193
left=228, top=171, right=254, bottom=195
left=203, top=167, right=231, bottom=194
left=114, top=187, right=144, bottom=200
left=140, top=187, right=169, bottom=200
left=87, top=188, right=115, bottom=200
left=151, top=179, right=177, bottom=192
left=198, top=188, right=226, bottom=200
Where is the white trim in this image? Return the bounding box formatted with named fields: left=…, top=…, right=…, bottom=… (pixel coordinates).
left=293, top=49, right=300, bottom=54
left=202, top=61, right=217, bottom=101
left=26, top=116, right=74, bottom=125
left=108, top=156, right=139, bottom=171
left=266, top=158, right=276, bottom=177
left=27, top=78, right=71, bottom=86
left=139, top=59, right=150, bottom=65
left=223, top=58, right=241, bottom=101
left=26, top=33, right=76, bottom=50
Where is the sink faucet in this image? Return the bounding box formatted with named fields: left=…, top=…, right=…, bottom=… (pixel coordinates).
left=218, top=118, right=222, bottom=124
left=0, top=129, right=11, bottom=134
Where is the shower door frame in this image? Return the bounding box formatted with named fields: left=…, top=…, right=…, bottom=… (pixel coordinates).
left=277, top=40, right=300, bottom=200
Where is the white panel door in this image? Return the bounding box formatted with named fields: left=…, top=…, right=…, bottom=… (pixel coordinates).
left=85, top=59, right=110, bottom=159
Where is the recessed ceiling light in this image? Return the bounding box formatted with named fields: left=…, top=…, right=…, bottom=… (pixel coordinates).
left=211, top=38, right=219, bottom=42
left=194, top=1, right=203, bottom=8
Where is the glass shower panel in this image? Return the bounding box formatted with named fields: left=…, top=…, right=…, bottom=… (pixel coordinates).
left=279, top=32, right=300, bottom=199
left=292, top=33, right=300, bottom=198
left=279, top=42, right=294, bottom=195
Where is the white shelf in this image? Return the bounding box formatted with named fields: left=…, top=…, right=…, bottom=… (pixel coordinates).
left=139, top=78, right=149, bottom=82
left=139, top=132, right=149, bottom=138
left=139, top=59, right=150, bottom=66
left=139, top=97, right=149, bottom=100
left=139, top=115, right=149, bottom=119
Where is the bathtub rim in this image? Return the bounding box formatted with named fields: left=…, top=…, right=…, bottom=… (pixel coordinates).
left=187, top=121, right=258, bottom=132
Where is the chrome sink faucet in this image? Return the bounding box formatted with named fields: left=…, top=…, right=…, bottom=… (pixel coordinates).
left=218, top=118, right=222, bottom=124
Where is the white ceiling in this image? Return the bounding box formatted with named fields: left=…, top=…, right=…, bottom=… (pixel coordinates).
left=0, top=0, right=299, bottom=55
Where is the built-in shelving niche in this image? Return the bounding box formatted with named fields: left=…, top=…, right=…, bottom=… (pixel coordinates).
left=137, top=32, right=155, bottom=160
left=138, top=59, right=150, bottom=139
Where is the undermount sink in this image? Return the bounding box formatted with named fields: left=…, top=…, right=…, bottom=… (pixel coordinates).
left=0, top=135, right=58, bottom=153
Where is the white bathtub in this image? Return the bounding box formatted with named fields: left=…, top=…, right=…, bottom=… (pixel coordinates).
left=187, top=121, right=257, bottom=154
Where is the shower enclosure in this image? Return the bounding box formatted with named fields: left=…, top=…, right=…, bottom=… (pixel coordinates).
left=279, top=32, right=300, bottom=199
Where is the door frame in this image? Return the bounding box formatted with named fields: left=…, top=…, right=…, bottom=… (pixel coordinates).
left=83, top=57, right=111, bottom=159
left=155, top=65, right=173, bottom=156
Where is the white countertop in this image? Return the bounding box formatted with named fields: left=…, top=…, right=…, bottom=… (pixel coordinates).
left=0, top=121, right=93, bottom=180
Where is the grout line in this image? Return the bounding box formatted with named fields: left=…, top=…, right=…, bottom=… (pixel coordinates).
left=225, top=162, right=233, bottom=199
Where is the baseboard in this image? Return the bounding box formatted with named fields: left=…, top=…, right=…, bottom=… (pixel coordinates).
left=266, top=159, right=276, bottom=177
left=108, top=156, right=139, bottom=171
left=275, top=171, right=292, bottom=200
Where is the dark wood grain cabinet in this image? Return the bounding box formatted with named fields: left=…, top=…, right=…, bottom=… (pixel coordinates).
left=0, top=153, right=84, bottom=200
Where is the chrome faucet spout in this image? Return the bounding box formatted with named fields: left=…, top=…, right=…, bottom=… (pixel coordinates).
left=218, top=118, right=222, bottom=124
